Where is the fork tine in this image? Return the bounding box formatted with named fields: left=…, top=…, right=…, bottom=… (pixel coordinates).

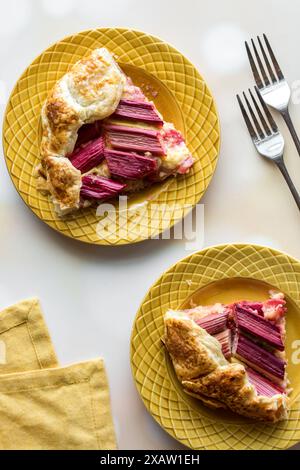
left=243, top=91, right=265, bottom=139
left=263, top=34, right=284, bottom=80
left=248, top=88, right=272, bottom=136
left=245, top=41, right=263, bottom=89
left=251, top=38, right=270, bottom=86
left=255, top=86, right=278, bottom=132
left=236, top=94, right=258, bottom=140
left=257, top=36, right=277, bottom=83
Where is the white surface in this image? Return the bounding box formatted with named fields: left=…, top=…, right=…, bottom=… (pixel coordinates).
left=1, top=0, right=300, bottom=450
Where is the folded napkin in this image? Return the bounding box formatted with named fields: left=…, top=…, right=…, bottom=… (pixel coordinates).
left=0, top=299, right=116, bottom=450
left=0, top=298, right=58, bottom=373
left=0, top=360, right=116, bottom=450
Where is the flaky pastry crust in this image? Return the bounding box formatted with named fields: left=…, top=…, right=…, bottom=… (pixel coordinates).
left=40, top=48, right=126, bottom=214
left=164, top=311, right=288, bottom=422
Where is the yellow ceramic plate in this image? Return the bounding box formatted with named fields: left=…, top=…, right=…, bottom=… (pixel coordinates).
left=2, top=28, right=220, bottom=245
left=131, top=244, right=300, bottom=450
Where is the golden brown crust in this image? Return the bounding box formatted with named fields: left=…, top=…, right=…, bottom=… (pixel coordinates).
left=43, top=156, right=81, bottom=213
left=183, top=365, right=287, bottom=422
left=164, top=311, right=288, bottom=422
left=41, top=48, right=125, bottom=161
left=41, top=95, right=81, bottom=158
left=164, top=312, right=227, bottom=381
left=39, top=47, right=126, bottom=214
left=184, top=389, right=227, bottom=410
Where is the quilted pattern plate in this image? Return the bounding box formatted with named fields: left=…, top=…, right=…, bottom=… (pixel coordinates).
left=131, top=244, right=300, bottom=450
left=2, top=28, right=220, bottom=245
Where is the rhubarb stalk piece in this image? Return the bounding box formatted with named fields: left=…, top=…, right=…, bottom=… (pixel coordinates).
left=80, top=174, right=126, bottom=200
left=105, top=124, right=164, bottom=155
left=105, top=148, right=158, bottom=180
left=235, top=304, right=284, bottom=351
left=247, top=367, right=285, bottom=397
left=234, top=334, right=286, bottom=384
left=195, top=311, right=228, bottom=335
left=112, top=100, right=163, bottom=125
left=70, top=136, right=105, bottom=173
left=237, top=301, right=264, bottom=316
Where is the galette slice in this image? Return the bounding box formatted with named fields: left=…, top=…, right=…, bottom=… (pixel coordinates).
left=38, top=48, right=195, bottom=216
left=163, top=292, right=289, bottom=422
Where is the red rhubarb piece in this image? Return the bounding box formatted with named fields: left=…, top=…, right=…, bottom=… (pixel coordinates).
left=113, top=100, right=163, bottom=125
left=237, top=301, right=264, bottom=316
left=80, top=175, right=126, bottom=200
left=105, top=124, right=164, bottom=155
left=234, top=334, right=286, bottom=382
left=69, top=136, right=105, bottom=173
left=247, top=367, right=285, bottom=396
left=104, top=148, right=158, bottom=180
left=235, top=304, right=284, bottom=351
left=195, top=311, right=228, bottom=335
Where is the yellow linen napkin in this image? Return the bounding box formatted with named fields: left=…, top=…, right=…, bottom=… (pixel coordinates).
left=0, top=298, right=58, bottom=373
left=0, top=359, right=117, bottom=450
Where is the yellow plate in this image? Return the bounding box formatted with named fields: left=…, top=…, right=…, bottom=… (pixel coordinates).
left=131, top=244, right=300, bottom=450
left=2, top=28, right=220, bottom=245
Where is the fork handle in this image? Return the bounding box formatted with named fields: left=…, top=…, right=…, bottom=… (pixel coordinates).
left=281, top=108, right=300, bottom=157
left=276, top=158, right=300, bottom=210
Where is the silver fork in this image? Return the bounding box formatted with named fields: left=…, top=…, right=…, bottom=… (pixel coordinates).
left=237, top=87, right=300, bottom=211
left=245, top=34, right=300, bottom=157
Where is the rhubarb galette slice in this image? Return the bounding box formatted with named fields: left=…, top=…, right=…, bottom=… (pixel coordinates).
left=37, top=48, right=194, bottom=216
left=163, top=292, right=289, bottom=422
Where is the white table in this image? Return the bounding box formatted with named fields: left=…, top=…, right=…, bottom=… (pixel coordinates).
left=1, top=0, right=300, bottom=450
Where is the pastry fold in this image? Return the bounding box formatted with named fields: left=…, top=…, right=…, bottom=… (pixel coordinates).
left=164, top=310, right=288, bottom=422
left=40, top=48, right=125, bottom=214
